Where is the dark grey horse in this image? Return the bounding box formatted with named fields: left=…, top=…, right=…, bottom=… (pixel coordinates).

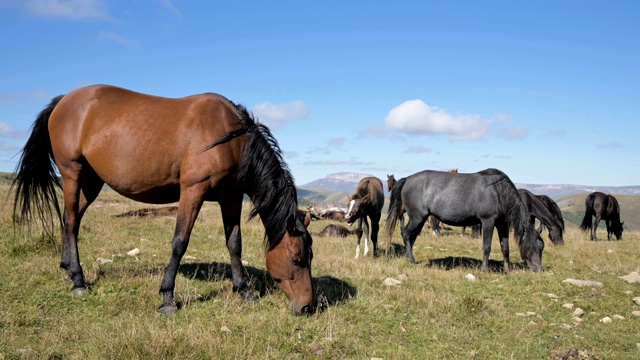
left=517, top=189, right=564, bottom=245
left=580, top=192, right=624, bottom=241
left=535, top=194, right=565, bottom=235
left=344, top=177, right=384, bottom=258
left=386, top=168, right=544, bottom=272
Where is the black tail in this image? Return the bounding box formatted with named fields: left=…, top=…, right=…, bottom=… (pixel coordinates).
left=11, top=95, right=65, bottom=241
left=579, top=194, right=594, bottom=232
left=385, top=177, right=406, bottom=237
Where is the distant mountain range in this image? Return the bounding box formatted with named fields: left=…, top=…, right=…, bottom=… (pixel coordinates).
left=298, top=172, right=640, bottom=206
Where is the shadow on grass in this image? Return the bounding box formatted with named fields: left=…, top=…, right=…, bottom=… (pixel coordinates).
left=178, top=262, right=357, bottom=313
left=379, top=242, right=407, bottom=258
left=428, top=256, right=529, bottom=272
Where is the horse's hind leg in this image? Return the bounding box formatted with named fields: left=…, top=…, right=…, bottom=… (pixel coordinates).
left=58, top=163, right=104, bottom=296
left=219, top=198, right=255, bottom=301
left=402, top=215, right=427, bottom=263
left=605, top=219, right=612, bottom=241
left=591, top=215, right=601, bottom=241
left=159, top=187, right=205, bottom=315
left=60, top=167, right=104, bottom=279
left=370, top=213, right=381, bottom=258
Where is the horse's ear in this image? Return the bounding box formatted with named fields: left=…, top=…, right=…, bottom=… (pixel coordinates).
left=303, top=211, right=311, bottom=228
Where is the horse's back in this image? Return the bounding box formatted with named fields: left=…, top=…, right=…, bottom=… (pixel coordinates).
left=402, top=169, right=507, bottom=224
left=48, top=85, right=245, bottom=203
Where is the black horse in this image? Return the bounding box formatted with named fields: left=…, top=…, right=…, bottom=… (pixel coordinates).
left=534, top=194, right=565, bottom=235
left=517, top=189, right=564, bottom=245
left=580, top=192, right=624, bottom=241
left=386, top=168, right=544, bottom=272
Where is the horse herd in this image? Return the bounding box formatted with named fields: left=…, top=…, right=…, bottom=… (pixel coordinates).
left=9, top=85, right=626, bottom=316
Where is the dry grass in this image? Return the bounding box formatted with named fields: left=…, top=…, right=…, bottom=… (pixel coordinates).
left=1, top=184, right=639, bottom=359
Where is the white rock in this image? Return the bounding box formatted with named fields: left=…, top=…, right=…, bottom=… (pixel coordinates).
left=96, top=257, right=113, bottom=265
left=572, top=308, right=584, bottom=317
left=547, top=293, right=559, bottom=299
left=127, top=248, right=140, bottom=256
left=526, top=312, right=536, bottom=316
left=633, top=297, right=640, bottom=305
left=619, top=272, right=640, bottom=284
left=383, top=277, right=402, bottom=286
left=562, top=303, right=574, bottom=309
left=613, top=314, right=625, bottom=320
left=631, top=311, right=640, bottom=317
left=183, top=255, right=197, bottom=261
left=242, top=260, right=249, bottom=266
left=397, top=274, right=409, bottom=281
left=572, top=317, right=583, bottom=323
left=606, top=249, right=614, bottom=254
left=562, top=278, right=604, bottom=287
left=599, top=316, right=612, bottom=323
left=220, top=326, right=231, bottom=333
left=465, top=274, right=477, bottom=281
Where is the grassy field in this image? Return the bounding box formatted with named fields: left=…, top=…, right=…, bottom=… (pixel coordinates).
left=1, top=184, right=639, bottom=359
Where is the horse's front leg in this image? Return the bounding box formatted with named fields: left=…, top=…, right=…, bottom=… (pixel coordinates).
left=605, top=219, right=613, bottom=241
left=362, top=217, right=371, bottom=257
left=354, top=218, right=364, bottom=259
left=480, top=221, right=495, bottom=272
left=220, top=199, right=254, bottom=301
left=159, top=190, right=204, bottom=315
left=496, top=223, right=511, bottom=273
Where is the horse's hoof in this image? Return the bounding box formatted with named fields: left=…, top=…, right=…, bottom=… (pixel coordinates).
left=240, top=290, right=258, bottom=303
left=71, top=287, right=87, bottom=298
left=158, top=305, right=179, bottom=316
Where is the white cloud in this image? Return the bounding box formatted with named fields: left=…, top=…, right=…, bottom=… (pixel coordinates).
left=403, top=146, right=431, bottom=154
left=328, top=137, right=345, bottom=147
left=384, top=99, right=492, bottom=141
left=503, top=126, right=530, bottom=140
left=0, top=122, right=13, bottom=135
left=24, top=0, right=110, bottom=21
left=97, top=31, right=140, bottom=48
left=253, top=101, right=308, bottom=130
left=597, top=141, right=623, bottom=149
left=160, top=0, right=181, bottom=19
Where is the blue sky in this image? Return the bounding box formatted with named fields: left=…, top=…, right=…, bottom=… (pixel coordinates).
left=1, top=1, right=638, bottom=187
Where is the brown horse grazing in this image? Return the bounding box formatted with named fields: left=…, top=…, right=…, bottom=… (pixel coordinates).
left=11, top=85, right=314, bottom=316
left=344, top=177, right=384, bottom=258
left=580, top=192, right=624, bottom=241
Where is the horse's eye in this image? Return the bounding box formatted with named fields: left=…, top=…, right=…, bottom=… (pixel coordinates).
left=291, top=257, right=301, bottom=266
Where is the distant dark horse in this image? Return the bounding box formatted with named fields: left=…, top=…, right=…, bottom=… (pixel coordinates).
left=518, top=189, right=564, bottom=245
left=315, top=224, right=352, bottom=238
left=535, top=194, right=565, bottom=235
left=580, top=192, right=624, bottom=241
left=345, top=177, right=385, bottom=258
left=387, top=168, right=544, bottom=272
left=11, top=85, right=314, bottom=315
